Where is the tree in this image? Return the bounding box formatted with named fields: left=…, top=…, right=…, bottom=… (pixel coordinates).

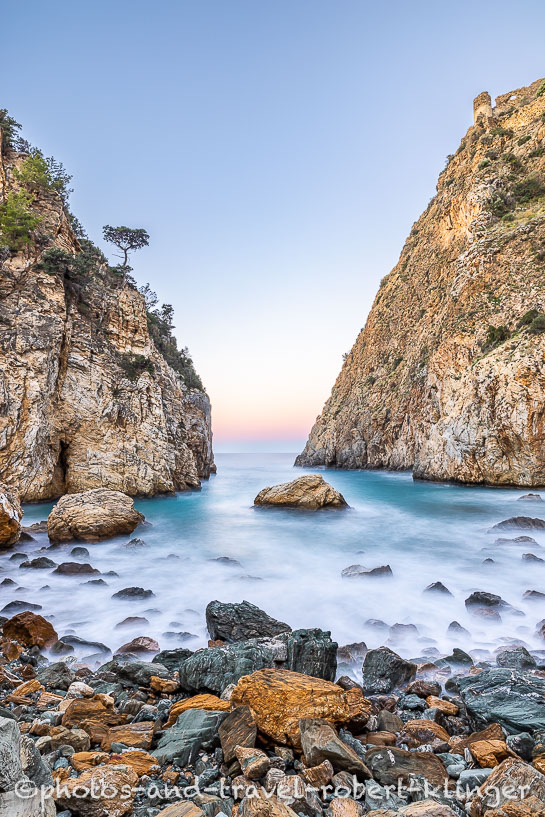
left=0, top=191, right=41, bottom=252
left=102, top=225, right=149, bottom=268
left=0, top=109, right=22, bottom=152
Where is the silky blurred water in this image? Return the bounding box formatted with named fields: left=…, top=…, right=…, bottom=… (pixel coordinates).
left=3, top=453, right=545, bottom=667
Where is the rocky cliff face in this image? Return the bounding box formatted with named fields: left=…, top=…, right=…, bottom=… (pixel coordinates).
left=297, top=79, right=545, bottom=486
left=0, top=133, right=214, bottom=501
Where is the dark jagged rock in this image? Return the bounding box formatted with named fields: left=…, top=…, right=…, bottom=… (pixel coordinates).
left=70, top=546, right=90, bottom=559
left=458, top=668, right=545, bottom=733
left=53, top=562, right=100, bottom=576
left=447, top=621, right=471, bottom=638
left=205, top=600, right=291, bottom=643
left=37, top=662, right=76, bottom=691
left=496, top=646, right=536, bottom=670
left=1, top=600, right=42, bottom=614
left=366, top=745, right=447, bottom=787
left=19, top=557, right=56, bottom=569
left=490, top=516, right=545, bottom=531
left=523, top=553, right=545, bottom=562
left=179, top=629, right=337, bottom=695
left=218, top=706, right=257, bottom=764
left=112, top=587, right=155, bottom=600
left=424, top=581, right=453, bottom=596
left=153, top=708, right=228, bottom=765
left=99, top=659, right=170, bottom=687
left=61, top=635, right=111, bottom=654
left=299, top=718, right=372, bottom=779
left=465, top=591, right=509, bottom=608
left=361, top=647, right=416, bottom=695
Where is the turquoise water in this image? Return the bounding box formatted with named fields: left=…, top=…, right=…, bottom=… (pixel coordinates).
left=6, top=453, right=545, bottom=667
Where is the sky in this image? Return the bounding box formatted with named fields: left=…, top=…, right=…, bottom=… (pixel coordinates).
left=4, top=1, right=545, bottom=452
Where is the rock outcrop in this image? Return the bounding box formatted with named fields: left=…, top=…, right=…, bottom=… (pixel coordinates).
left=47, top=489, right=144, bottom=542
left=0, top=488, right=21, bottom=547
left=297, top=79, right=545, bottom=486
left=0, top=122, right=214, bottom=501
left=254, top=475, right=347, bottom=509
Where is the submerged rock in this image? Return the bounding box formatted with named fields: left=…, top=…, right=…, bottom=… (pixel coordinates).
left=490, top=516, right=545, bottom=531
left=205, top=600, right=291, bottom=643
left=254, top=474, right=347, bottom=510
left=112, top=587, right=154, bottom=600
left=47, top=489, right=145, bottom=543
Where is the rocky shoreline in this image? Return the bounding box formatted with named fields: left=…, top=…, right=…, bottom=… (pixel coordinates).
left=1, top=598, right=545, bottom=816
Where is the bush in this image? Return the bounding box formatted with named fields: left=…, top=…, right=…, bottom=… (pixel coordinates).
left=13, top=152, right=72, bottom=202
left=488, top=175, right=545, bottom=218
left=537, top=80, right=545, bottom=98
left=478, top=159, right=491, bottom=170
left=529, top=315, right=545, bottom=334
left=518, top=309, right=540, bottom=327
left=0, top=191, right=40, bottom=251
left=119, top=353, right=154, bottom=381
left=483, top=324, right=510, bottom=351
left=518, top=135, right=532, bottom=146
left=491, top=127, right=514, bottom=138
left=502, top=152, right=523, bottom=172
left=529, top=146, right=545, bottom=158
left=0, top=109, right=21, bottom=151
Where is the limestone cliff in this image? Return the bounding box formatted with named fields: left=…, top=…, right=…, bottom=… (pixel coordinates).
left=297, top=79, right=545, bottom=486
left=0, top=125, right=214, bottom=501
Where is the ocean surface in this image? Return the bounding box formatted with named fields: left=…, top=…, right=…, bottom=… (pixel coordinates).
left=5, top=453, right=545, bottom=671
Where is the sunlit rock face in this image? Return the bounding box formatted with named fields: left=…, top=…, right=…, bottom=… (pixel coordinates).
left=297, top=79, right=545, bottom=486
left=0, top=139, right=214, bottom=502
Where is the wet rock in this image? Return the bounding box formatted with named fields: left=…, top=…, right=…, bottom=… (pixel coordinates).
left=19, top=557, right=56, bottom=569
left=61, top=635, right=111, bottom=654
left=124, top=537, right=146, bottom=548
left=506, top=732, right=534, bottom=761
left=48, top=489, right=145, bottom=543
left=458, top=669, right=545, bottom=733
left=465, top=591, right=509, bottom=609
left=366, top=745, right=447, bottom=787
left=361, top=647, right=417, bottom=694
left=102, top=722, right=155, bottom=751
left=116, top=637, right=160, bottom=655
left=38, top=662, right=76, bottom=690
left=524, top=589, right=545, bottom=600
left=490, top=516, right=545, bottom=531
left=254, top=474, right=348, bottom=509
left=82, top=578, right=108, bottom=586
left=299, top=718, right=372, bottom=779
left=1, top=600, right=42, bottom=614
left=447, top=621, right=471, bottom=638
left=0, top=578, right=16, bottom=586
left=337, top=642, right=367, bottom=663
left=449, top=723, right=505, bottom=755
left=3, top=612, right=58, bottom=648
left=53, top=562, right=100, bottom=576
left=406, top=680, right=441, bottom=698
left=235, top=746, right=271, bottom=779
left=50, top=640, right=74, bottom=656
left=164, top=694, right=229, bottom=728
left=0, top=489, right=22, bottom=549
left=71, top=546, right=90, bottom=559
left=9, top=552, right=28, bottom=561
left=112, top=587, right=155, bottom=600
left=152, top=647, right=194, bottom=671
left=342, top=565, right=393, bottom=578
left=423, top=581, right=453, bottom=595
left=98, top=659, right=170, bottom=687
left=469, top=737, right=511, bottom=768
left=377, top=709, right=404, bottom=732
left=205, top=600, right=291, bottom=643
left=496, top=646, right=536, bottom=669
left=523, top=553, right=545, bottom=563
left=518, top=494, right=543, bottom=501
left=209, top=556, right=242, bottom=567
left=20, top=733, right=53, bottom=788
left=231, top=667, right=371, bottom=749
left=179, top=629, right=337, bottom=695
left=115, top=616, right=150, bottom=629
left=153, top=708, right=227, bottom=765
left=440, top=648, right=473, bottom=666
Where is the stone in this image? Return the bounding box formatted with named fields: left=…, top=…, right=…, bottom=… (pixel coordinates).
left=449, top=723, right=506, bottom=755
left=361, top=647, right=416, bottom=694
left=101, top=722, right=155, bottom=750
left=19, top=557, right=56, bottom=569
left=458, top=669, right=545, bottom=733
left=299, top=718, right=372, bottom=779
left=301, top=759, right=334, bottom=787
left=61, top=696, right=125, bottom=729
left=239, top=787, right=299, bottom=817
left=112, top=587, right=154, bottom=600
left=3, top=612, right=58, bottom=648
left=401, top=719, right=450, bottom=747
left=469, top=758, right=545, bottom=816
left=156, top=806, right=205, bottom=817
left=342, top=565, right=393, bottom=578
left=0, top=715, right=23, bottom=791
left=70, top=751, right=110, bottom=772
left=98, top=659, right=169, bottom=687
left=165, top=694, right=230, bottom=728
left=50, top=726, right=91, bottom=752
left=0, top=489, right=22, bottom=548
left=366, top=745, right=447, bottom=788
left=205, top=600, right=291, bottom=642
left=38, top=662, right=76, bottom=691
left=506, top=732, right=534, bottom=762
left=399, top=804, right=459, bottom=816
left=109, top=750, right=158, bottom=777
left=326, top=799, right=365, bottom=817
left=235, top=746, right=271, bottom=779
left=53, top=562, right=100, bottom=575
left=518, top=494, right=543, bottom=501
left=116, top=636, right=160, bottom=654
left=20, top=734, right=53, bottom=788
left=48, top=489, right=145, bottom=543
left=153, top=708, right=227, bottom=765
left=150, top=675, right=179, bottom=694
left=470, top=738, right=511, bottom=767
left=230, top=668, right=371, bottom=749
left=54, top=764, right=138, bottom=816
left=71, top=546, right=90, bottom=558
left=490, top=517, right=545, bottom=531
left=218, top=705, right=257, bottom=763
left=179, top=629, right=337, bottom=695
left=423, top=582, right=453, bottom=595
left=254, top=475, right=347, bottom=509
left=496, top=646, right=536, bottom=669
left=465, top=591, right=508, bottom=609
left=0, top=790, right=55, bottom=817
left=425, top=696, right=458, bottom=715
left=67, top=681, right=95, bottom=698
left=524, top=589, right=545, bottom=600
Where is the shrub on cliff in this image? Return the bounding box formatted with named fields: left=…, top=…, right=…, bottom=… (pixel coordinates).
left=0, top=109, right=21, bottom=151
left=482, top=324, right=510, bottom=351
left=0, top=191, right=41, bottom=251
left=118, top=353, right=154, bottom=381
left=528, top=315, right=545, bottom=334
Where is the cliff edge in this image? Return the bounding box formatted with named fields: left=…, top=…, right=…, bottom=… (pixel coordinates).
left=0, top=115, right=214, bottom=501
left=297, top=79, right=545, bottom=486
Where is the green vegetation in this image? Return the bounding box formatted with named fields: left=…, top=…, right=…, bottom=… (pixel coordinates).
left=102, top=225, right=149, bottom=268
left=482, top=324, right=510, bottom=351
left=518, top=135, right=532, bottom=146
left=491, top=127, right=514, bottom=138
left=0, top=191, right=41, bottom=251
left=0, top=109, right=22, bottom=152
left=13, top=152, right=72, bottom=201
left=529, top=146, right=545, bottom=158
left=537, top=80, right=545, bottom=98
left=118, top=353, right=154, bottom=381
left=502, top=152, right=523, bottom=172
left=488, top=175, right=545, bottom=218
left=478, top=159, right=491, bottom=170
left=518, top=309, right=545, bottom=334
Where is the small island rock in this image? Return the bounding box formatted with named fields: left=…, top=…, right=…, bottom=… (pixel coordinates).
left=254, top=475, right=347, bottom=510
left=47, top=489, right=145, bottom=543
left=0, top=488, right=22, bottom=548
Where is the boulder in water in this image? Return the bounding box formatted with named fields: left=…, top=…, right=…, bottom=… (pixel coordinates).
left=3, top=611, right=58, bottom=649
left=361, top=647, right=416, bottom=695
left=489, top=516, right=545, bottom=531
left=254, top=474, right=347, bottom=509
left=47, top=488, right=144, bottom=543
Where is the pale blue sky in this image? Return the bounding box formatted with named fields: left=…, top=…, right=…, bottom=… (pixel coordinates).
left=4, top=1, right=545, bottom=451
